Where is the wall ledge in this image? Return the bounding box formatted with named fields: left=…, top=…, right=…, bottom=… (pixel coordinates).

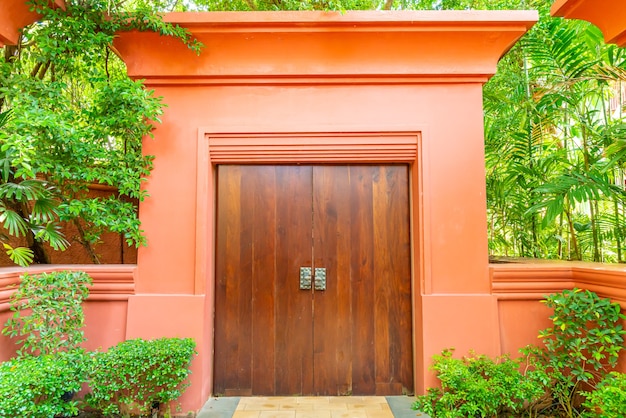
left=0, top=264, right=136, bottom=312
left=491, top=260, right=626, bottom=306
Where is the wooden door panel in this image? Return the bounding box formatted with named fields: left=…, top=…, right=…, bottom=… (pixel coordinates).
left=314, top=165, right=413, bottom=396
left=215, top=164, right=412, bottom=396
left=214, top=165, right=313, bottom=396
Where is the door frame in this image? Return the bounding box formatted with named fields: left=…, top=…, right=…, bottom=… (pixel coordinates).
left=196, top=124, right=430, bottom=395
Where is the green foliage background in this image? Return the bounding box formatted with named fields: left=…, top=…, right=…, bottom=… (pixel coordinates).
left=2, top=0, right=625, bottom=264
left=0, top=0, right=198, bottom=264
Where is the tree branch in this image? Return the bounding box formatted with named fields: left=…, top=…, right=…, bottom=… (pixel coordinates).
left=30, top=62, right=43, bottom=78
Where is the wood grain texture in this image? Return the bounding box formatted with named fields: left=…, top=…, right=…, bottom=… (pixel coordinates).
left=349, top=166, right=377, bottom=395
left=274, top=166, right=314, bottom=395
left=214, top=165, right=412, bottom=396
left=313, top=165, right=353, bottom=395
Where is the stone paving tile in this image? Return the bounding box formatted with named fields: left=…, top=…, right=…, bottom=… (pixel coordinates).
left=258, top=411, right=297, bottom=418
left=330, top=410, right=369, bottom=418
left=295, top=411, right=332, bottom=418
left=232, top=411, right=261, bottom=418
left=280, top=402, right=314, bottom=410
left=365, top=412, right=394, bottom=418
left=346, top=404, right=384, bottom=410
left=198, top=395, right=423, bottom=418
left=296, top=397, right=331, bottom=405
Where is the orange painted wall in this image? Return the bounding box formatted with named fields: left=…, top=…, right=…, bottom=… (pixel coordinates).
left=112, top=11, right=537, bottom=411
left=0, top=0, right=65, bottom=46
left=492, top=261, right=626, bottom=366
left=0, top=265, right=134, bottom=360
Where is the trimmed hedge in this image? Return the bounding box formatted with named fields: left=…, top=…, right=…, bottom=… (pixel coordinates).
left=0, top=351, right=85, bottom=418
left=86, top=337, right=197, bottom=416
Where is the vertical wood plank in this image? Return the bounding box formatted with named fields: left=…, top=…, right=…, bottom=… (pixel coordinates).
left=275, top=166, right=314, bottom=395
left=391, top=166, right=414, bottom=393
left=215, top=165, right=251, bottom=394
left=312, top=166, right=353, bottom=395
left=372, top=165, right=413, bottom=395
left=349, top=166, right=377, bottom=395
left=249, top=166, right=277, bottom=394
left=372, top=166, right=392, bottom=391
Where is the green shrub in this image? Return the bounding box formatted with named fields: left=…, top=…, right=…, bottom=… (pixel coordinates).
left=2, top=270, right=92, bottom=356
left=86, top=337, right=197, bottom=417
left=412, top=290, right=626, bottom=418
left=0, top=351, right=86, bottom=418
left=582, top=372, right=626, bottom=418
left=412, top=349, right=546, bottom=418
left=538, top=288, right=626, bottom=415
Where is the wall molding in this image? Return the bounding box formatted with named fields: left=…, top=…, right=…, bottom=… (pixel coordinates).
left=491, top=261, right=626, bottom=306
left=205, top=132, right=420, bottom=163
left=0, top=264, right=136, bottom=312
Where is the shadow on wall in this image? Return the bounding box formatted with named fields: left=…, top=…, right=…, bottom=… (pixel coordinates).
left=0, top=184, right=138, bottom=266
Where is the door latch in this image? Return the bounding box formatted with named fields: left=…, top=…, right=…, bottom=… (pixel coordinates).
left=314, top=268, right=326, bottom=291
left=300, top=267, right=326, bottom=290
left=299, top=267, right=312, bottom=290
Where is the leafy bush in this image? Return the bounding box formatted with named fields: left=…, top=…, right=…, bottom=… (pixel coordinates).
left=412, top=349, right=546, bottom=418
left=2, top=270, right=92, bottom=356
left=414, top=289, right=626, bottom=418
left=86, top=337, right=197, bottom=417
left=582, top=372, right=626, bottom=418
left=538, top=288, right=626, bottom=415
left=0, top=352, right=86, bottom=418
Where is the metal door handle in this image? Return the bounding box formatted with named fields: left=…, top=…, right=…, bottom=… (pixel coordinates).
left=300, top=267, right=326, bottom=290
left=314, top=268, right=326, bottom=291
left=300, top=267, right=312, bottom=290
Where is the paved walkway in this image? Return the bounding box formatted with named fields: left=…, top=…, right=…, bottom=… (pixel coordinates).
left=197, top=396, right=427, bottom=418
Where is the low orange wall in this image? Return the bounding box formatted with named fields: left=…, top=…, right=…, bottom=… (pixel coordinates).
left=2, top=261, right=626, bottom=412
left=491, top=260, right=626, bottom=370
left=0, top=265, right=134, bottom=360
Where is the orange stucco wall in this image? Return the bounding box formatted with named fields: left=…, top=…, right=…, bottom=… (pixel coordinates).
left=111, top=11, right=537, bottom=411
left=0, top=265, right=134, bottom=360
left=491, top=261, right=626, bottom=373
left=0, top=185, right=138, bottom=266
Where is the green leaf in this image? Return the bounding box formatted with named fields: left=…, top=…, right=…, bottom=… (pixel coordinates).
left=2, top=244, right=34, bottom=267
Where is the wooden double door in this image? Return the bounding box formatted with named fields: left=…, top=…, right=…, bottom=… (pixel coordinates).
left=214, top=165, right=413, bottom=396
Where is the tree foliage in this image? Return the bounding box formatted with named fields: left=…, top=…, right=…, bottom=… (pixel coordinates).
left=485, top=1, right=626, bottom=261
left=3, top=0, right=625, bottom=264
left=0, top=0, right=199, bottom=264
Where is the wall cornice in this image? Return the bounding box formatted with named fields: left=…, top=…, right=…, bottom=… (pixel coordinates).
left=113, top=10, right=537, bottom=86
left=0, top=0, right=65, bottom=46
left=551, top=0, right=626, bottom=47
